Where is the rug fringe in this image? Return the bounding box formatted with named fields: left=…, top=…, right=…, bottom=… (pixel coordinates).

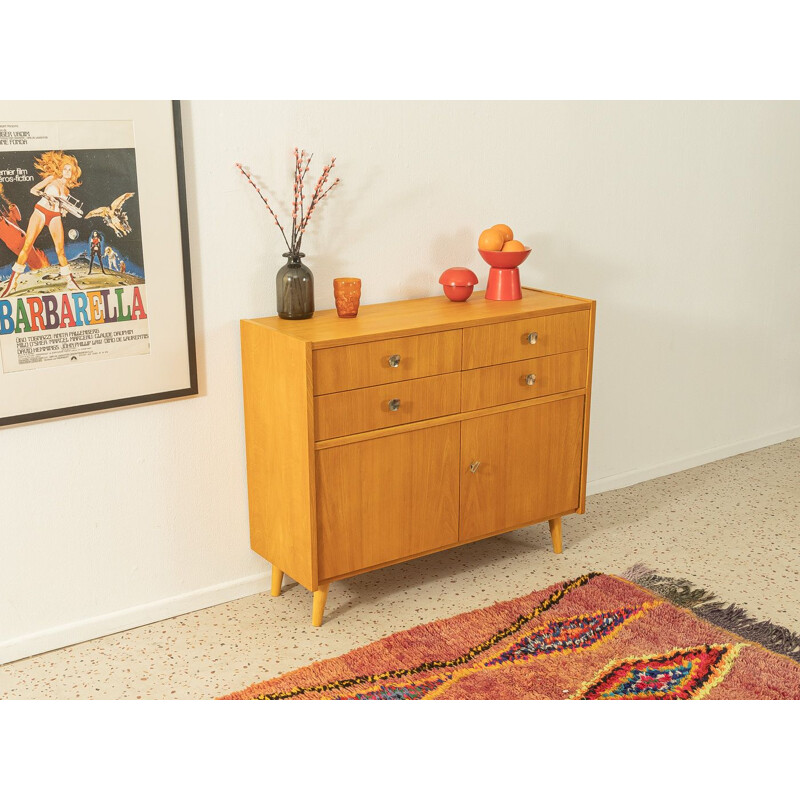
left=620, top=563, right=800, bottom=663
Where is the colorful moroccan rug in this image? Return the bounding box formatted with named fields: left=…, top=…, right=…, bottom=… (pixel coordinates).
left=220, top=566, right=800, bottom=700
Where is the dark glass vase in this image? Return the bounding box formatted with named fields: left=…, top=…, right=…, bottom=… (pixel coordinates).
left=276, top=252, right=314, bottom=320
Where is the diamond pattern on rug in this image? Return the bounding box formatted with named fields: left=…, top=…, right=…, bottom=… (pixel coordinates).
left=574, top=643, right=744, bottom=699
left=346, top=676, right=451, bottom=700
left=333, top=605, right=648, bottom=700
left=486, top=607, right=643, bottom=667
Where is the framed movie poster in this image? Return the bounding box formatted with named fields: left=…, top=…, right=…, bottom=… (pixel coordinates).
left=0, top=100, right=197, bottom=427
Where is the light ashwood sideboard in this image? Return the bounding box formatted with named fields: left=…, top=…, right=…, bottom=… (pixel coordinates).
left=240, top=287, right=596, bottom=625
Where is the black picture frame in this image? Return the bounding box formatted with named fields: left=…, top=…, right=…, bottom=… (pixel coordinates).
left=0, top=100, right=198, bottom=427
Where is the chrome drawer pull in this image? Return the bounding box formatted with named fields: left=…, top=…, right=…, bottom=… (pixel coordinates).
left=469, top=461, right=481, bottom=474
left=388, top=354, right=401, bottom=368
left=388, top=398, right=401, bottom=411
left=526, top=373, right=536, bottom=386
left=527, top=332, right=538, bottom=345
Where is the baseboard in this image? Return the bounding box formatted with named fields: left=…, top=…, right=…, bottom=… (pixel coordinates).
left=0, top=572, right=270, bottom=667
left=4, top=426, right=798, bottom=667
left=586, top=426, right=800, bottom=497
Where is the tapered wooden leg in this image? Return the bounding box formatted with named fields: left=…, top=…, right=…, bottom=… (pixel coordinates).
left=549, top=517, right=563, bottom=554
left=312, top=584, right=330, bottom=627
left=271, top=565, right=284, bottom=597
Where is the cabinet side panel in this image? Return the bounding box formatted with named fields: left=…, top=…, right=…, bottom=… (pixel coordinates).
left=578, top=300, right=596, bottom=513
left=240, top=322, right=316, bottom=589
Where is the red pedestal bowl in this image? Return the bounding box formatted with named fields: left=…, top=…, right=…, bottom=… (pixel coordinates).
left=478, top=248, right=531, bottom=269
left=479, top=248, right=531, bottom=301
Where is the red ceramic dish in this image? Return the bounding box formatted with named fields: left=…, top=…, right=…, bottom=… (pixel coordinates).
left=478, top=248, right=531, bottom=269
left=439, top=267, right=479, bottom=302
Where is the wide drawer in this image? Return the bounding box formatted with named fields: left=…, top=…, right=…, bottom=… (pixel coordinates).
left=462, top=310, right=589, bottom=370
left=461, top=350, right=587, bottom=412
left=313, top=329, right=462, bottom=395
left=315, top=372, right=461, bottom=440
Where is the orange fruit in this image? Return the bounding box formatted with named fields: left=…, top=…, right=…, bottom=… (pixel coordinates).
left=502, top=239, right=526, bottom=252
left=491, top=224, right=514, bottom=242
left=478, top=228, right=505, bottom=251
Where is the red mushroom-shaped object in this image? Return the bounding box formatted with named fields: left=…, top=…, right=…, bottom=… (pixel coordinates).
left=438, top=267, right=479, bottom=302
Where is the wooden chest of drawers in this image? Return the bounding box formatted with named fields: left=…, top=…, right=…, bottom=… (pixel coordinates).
left=240, top=287, right=595, bottom=625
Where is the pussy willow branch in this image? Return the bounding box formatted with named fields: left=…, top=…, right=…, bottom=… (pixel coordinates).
left=298, top=164, right=339, bottom=246
left=300, top=159, right=335, bottom=229
left=301, top=176, right=339, bottom=231
left=237, top=152, right=337, bottom=255
left=316, top=178, right=340, bottom=204
left=292, top=149, right=300, bottom=251
left=300, top=152, right=312, bottom=233
left=235, top=162, right=292, bottom=252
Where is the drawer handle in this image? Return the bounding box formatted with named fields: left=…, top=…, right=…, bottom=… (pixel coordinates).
left=388, top=398, right=401, bottom=411
left=469, top=460, right=481, bottom=474
left=527, top=332, right=538, bottom=345
left=526, top=373, right=537, bottom=386
left=388, top=354, right=401, bottom=368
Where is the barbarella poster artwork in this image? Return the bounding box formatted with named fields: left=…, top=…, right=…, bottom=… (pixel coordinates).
left=0, top=102, right=196, bottom=426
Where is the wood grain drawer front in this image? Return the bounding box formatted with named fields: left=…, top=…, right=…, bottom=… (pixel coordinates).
left=461, top=349, right=587, bottom=412
left=313, top=329, right=462, bottom=395
left=316, top=424, right=460, bottom=580
left=462, top=310, right=590, bottom=370
left=314, top=373, right=461, bottom=440
left=460, top=395, right=584, bottom=542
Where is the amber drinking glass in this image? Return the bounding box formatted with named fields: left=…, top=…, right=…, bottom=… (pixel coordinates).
left=333, top=278, right=361, bottom=318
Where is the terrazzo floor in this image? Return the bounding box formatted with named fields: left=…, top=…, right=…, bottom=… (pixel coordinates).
left=1, top=438, right=798, bottom=700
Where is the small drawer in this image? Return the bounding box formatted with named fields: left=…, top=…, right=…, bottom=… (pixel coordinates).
left=315, top=372, right=461, bottom=440
left=461, top=350, right=587, bottom=412
left=313, top=329, right=462, bottom=395
left=462, top=310, right=589, bottom=370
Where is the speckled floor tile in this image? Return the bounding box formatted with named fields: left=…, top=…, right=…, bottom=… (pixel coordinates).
left=1, top=438, right=798, bottom=700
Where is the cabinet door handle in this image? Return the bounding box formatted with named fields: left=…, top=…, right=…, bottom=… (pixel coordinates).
left=527, top=332, right=538, bottom=345
left=388, top=354, right=401, bottom=367
left=526, top=373, right=536, bottom=386
left=388, top=398, right=401, bottom=411
left=469, top=460, right=481, bottom=474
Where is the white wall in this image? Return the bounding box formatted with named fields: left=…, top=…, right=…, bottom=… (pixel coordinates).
left=2, top=101, right=799, bottom=664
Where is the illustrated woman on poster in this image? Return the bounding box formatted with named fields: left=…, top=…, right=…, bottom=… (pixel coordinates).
left=88, top=230, right=104, bottom=274
left=0, top=151, right=82, bottom=298
left=104, top=245, right=118, bottom=272
left=0, top=183, right=50, bottom=271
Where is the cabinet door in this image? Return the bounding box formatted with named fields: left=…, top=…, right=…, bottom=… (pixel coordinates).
left=316, top=423, right=460, bottom=580
left=460, top=396, right=584, bottom=541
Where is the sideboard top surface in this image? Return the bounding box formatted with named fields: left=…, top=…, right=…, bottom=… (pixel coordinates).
left=243, top=287, right=593, bottom=349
